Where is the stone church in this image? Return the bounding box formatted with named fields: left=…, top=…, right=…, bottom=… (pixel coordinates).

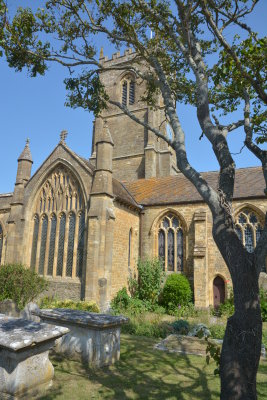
left=0, top=49, right=266, bottom=310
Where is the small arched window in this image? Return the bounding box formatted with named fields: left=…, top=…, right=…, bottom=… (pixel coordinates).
left=235, top=208, right=265, bottom=272
left=121, top=75, right=135, bottom=106
left=0, top=224, right=3, bottom=265
left=158, top=213, right=184, bottom=272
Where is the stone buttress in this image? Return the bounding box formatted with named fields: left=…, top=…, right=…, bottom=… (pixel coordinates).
left=85, top=119, right=115, bottom=310
left=5, top=140, right=33, bottom=264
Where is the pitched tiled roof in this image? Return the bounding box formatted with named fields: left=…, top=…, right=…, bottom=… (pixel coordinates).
left=124, top=167, right=266, bottom=206
left=113, top=178, right=142, bottom=210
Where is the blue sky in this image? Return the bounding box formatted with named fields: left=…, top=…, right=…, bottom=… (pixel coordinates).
left=0, top=1, right=266, bottom=193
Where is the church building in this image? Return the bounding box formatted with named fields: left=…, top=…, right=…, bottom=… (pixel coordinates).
left=0, top=49, right=266, bottom=310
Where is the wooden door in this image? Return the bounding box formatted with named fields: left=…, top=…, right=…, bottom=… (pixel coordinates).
left=213, top=276, right=225, bottom=308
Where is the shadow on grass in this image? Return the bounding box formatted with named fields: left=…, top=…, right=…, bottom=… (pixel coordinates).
left=39, top=335, right=220, bottom=399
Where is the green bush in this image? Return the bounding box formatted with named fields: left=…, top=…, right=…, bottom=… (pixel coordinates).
left=132, top=258, right=165, bottom=304
left=162, top=274, right=192, bottom=310
left=39, top=297, right=100, bottom=313
left=209, top=324, right=225, bottom=339
left=0, top=264, right=48, bottom=309
left=110, top=287, right=131, bottom=313
left=167, top=302, right=197, bottom=318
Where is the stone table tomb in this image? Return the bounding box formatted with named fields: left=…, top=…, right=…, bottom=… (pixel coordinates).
left=33, top=308, right=129, bottom=368
left=0, top=314, right=69, bottom=399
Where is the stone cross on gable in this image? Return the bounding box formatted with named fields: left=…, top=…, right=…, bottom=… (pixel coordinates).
left=60, top=130, right=68, bottom=143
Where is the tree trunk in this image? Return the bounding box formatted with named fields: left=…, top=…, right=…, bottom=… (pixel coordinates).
left=213, top=219, right=262, bottom=400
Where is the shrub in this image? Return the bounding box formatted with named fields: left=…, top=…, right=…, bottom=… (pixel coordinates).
left=121, top=314, right=171, bottom=338
left=133, top=258, right=165, bottom=304
left=209, top=324, right=225, bottom=339
left=162, top=274, right=192, bottom=310
left=110, top=287, right=131, bottom=313
left=172, top=319, right=190, bottom=335
left=39, top=297, right=100, bottom=313
left=167, top=302, right=197, bottom=318
left=0, top=264, right=48, bottom=309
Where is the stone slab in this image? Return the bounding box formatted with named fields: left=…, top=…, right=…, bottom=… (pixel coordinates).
left=154, top=334, right=221, bottom=356
left=0, top=314, right=69, bottom=351
left=33, top=308, right=129, bottom=367
left=33, top=308, right=129, bottom=329
left=0, top=315, right=69, bottom=399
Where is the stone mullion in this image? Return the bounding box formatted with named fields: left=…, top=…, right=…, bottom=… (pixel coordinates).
left=174, top=228, right=177, bottom=273
left=62, top=215, right=70, bottom=278
left=35, top=217, right=43, bottom=273
left=72, top=212, right=79, bottom=278
left=43, top=217, right=51, bottom=276
left=52, top=215, right=60, bottom=277
left=164, top=228, right=167, bottom=271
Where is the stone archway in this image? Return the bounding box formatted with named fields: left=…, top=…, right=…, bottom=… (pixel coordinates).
left=213, top=276, right=225, bottom=308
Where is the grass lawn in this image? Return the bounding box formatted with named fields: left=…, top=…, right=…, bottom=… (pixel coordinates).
left=40, top=334, right=267, bottom=400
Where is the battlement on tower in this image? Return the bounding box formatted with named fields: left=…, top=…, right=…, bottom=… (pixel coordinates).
left=99, top=48, right=136, bottom=67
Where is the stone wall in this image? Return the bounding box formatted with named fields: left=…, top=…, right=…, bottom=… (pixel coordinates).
left=140, top=198, right=267, bottom=308
left=43, top=278, right=82, bottom=301
left=111, top=202, right=140, bottom=298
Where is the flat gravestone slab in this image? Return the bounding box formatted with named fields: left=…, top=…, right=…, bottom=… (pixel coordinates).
left=33, top=309, right=129, bottom=367
left=0, top=314, right=68, bottom=351
left=34, top=308, right=129, bottom=329
left=0, top=314, right=69, bottom=399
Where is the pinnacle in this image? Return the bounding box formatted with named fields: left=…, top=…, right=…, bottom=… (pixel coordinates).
left=96, top=120, right=114, bottom=146
left=18, top=138, right=33, bottom=162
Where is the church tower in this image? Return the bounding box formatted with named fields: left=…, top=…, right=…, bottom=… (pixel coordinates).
left=90, top=49, right=178, bottom=181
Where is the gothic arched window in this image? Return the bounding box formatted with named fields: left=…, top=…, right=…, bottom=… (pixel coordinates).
left=0, top=224, right=3, bottom=265
left=235, top=208, right=265, bottom=272
left=30, top=166, right=85, bottom=278
left=121, top=75, right=135, bottom=106
left=158, top=213, right=184, bottom=272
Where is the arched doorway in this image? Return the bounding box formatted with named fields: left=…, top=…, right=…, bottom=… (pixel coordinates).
left=213, top=276, right=225, bottom=308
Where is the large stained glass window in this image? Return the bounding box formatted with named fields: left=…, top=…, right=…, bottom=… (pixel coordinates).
left=235, top=208, right=266, bottom=272
left=30, top=166, right=85, bottom=278
left=158, top=214, right=184, bottom=272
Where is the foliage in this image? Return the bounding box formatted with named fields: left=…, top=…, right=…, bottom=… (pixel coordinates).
left=260, top=289, right=267, bottom=322
left=197, top=327, right=221, bottom=376
left=209, top=325, right=226, bottom=340
left=121, top=315, right=171, bottom=338
left=171, top=319, right=190, bottom=335
left=132, top=258, right=165, bottom=304
left=110, top=287, right=131, bottom=312
left=161, top=274, right=192, bottom=310
left=215, top=288, right=235, bottom=317
left=111, top=287, right=166, bottom=316
left=39, top=297, right=100, bottom=313
left=167, top=302, right=197, bottom=318
left=0, top=264, right=48, bottom=309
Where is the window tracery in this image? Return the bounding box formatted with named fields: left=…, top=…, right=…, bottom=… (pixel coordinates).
left=235, top=208, right=265, bottom=272
left=121, top=75, right=135, bottom=106
left=158, top=213, right=184, bottom=272
left=30, top=166, right=85, bottom=278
